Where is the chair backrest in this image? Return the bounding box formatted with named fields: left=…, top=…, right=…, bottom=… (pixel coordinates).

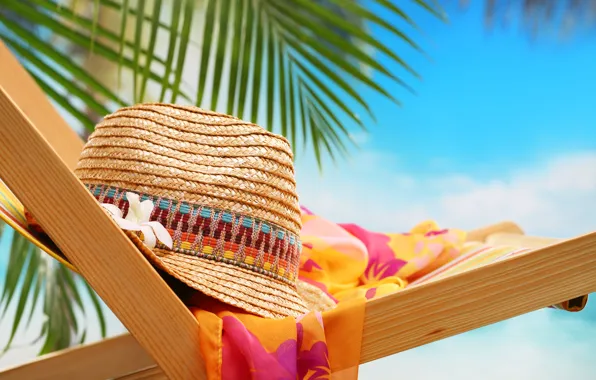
left=0, top=41, right=205, bottom=380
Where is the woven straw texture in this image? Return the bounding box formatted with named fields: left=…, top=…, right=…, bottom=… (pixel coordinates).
left=71, top=103, right=333, bottom=319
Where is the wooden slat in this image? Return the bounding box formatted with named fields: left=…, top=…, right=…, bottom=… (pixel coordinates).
left=0, top=335, right=152, bottom=380
left=0, top=40, right=83, bottom=169
left=0, top=87, right=204, bottom=379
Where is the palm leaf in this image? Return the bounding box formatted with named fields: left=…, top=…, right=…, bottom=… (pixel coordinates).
left=0, top=226, right=108, bottom=355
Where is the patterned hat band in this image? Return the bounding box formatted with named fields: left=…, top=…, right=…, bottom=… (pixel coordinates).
left=88, top=184, right=302, bottom=285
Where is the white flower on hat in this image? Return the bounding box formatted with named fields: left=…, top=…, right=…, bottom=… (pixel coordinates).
left=100, top=192, right=173, bottom=249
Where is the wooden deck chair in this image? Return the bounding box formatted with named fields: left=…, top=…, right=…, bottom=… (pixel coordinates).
left=1, top=40, right=596, bottom=379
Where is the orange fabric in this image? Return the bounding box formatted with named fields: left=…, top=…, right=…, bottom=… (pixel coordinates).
left=187, top=208, right=467, bottom=380
left=189, top=295, right=365, bottom=380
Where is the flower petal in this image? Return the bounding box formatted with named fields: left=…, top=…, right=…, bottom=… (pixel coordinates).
left=100, top=203, right=123, bottom=218
left=139, top=199, right=155, bottom=223
left=125, top=192, right=141, bottom=223
left=140, top=225, right=157, bottom=249
left=113, top=218, right=143, bottom=232
left=126, top=192, right=140, bottom=207
left=147, top=221, right=173, bottom=249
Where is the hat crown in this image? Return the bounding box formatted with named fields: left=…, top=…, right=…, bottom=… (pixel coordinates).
left=75, top=103, right=302, bottom=235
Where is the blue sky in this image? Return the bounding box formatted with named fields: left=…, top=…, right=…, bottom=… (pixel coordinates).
left=314, top=2, right=596, bottom=180
left=367, top=2, right=596, bottom=176
left=2, top=1, right=596, bottom=377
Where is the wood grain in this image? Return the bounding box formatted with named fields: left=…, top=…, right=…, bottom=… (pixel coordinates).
left=117, top=366, right=168, bottom=380
left=0, top=87, right=205, bottom=379
left=0, top=335, right=152, bottom=380
left=0, top=41, right=83, bottom=169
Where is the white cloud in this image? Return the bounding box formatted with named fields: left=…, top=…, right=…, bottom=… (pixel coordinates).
left=360, top=310, right=596, bottom=380
left=296, top=150, right=596, bottom=238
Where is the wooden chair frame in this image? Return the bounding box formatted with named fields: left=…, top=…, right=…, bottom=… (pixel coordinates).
left=1, top=40, right=596, bottom=379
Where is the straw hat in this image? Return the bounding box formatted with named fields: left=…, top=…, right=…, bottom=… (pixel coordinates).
left=25, top=103, right=336, bottom=319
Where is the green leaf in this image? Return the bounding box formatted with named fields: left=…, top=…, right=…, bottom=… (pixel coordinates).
left=226, top=0, right=243, bottom=116
left=78, top=329, right=87, bottom=345
left=0, top=19, right=125, bottom=107
left=289, top=57, right=367, bottom=130
left=100, top=0, right=179, bottom=33
left=274, top=16, right=405, bottom=104
left=83, top=280, right=107, bottom=338
left=132, top=0, right=146, bottom=103
left=305, top=106, right=323, bottom=172
left=139, top=0, right=162, bottom=102
left=372, top=0, right=420, bottom=30
left=2, top=246, right=39, bottom=353
left=326, top=0, right=423, bottom=53
left=26, top=260, right=43, bottom=329
left=210, top=0, right=232, bottom=111
left=2, top=0, right=188, bottom=100
left=413, top=0, right=448, bottom=22
left=2, top=36, right=111, bottom=117
left=249, top=7, right=264, bottom=123
left=308, top=99, right=351, bottom=160
left=0, top=234, right=28, bottom=318
left=297, top=85, right=309, bottom=152
left=30, top=71, right=96, bottom=132
left=58, top=266, right=84, bottom=312
left=90, top=0, right=101, bottom=52
left=170, top=0, right=195, bottom=103
left=235, top=0, right=255, bottom=120
left=56, top=269, right=79, bottom=334
left=275, top=33, right=288, bottom=139
left=266, top=3, right=407, bottom=88
left=287, top=66, right=298, bottom=156
left=265, top=18, right=275, bottom=131
left=28, top=0, right=164, bottom=67
left=159, top=0, right=182, bottom=102
left=195, top=0, right=216, bottom=107
left=118, top=0, right=130, bottom=89
left=301, top=80, right=356, bottom=150
left=271, top=0, right=420, bottom=78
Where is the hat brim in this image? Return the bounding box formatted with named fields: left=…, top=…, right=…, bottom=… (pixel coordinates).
left=126, top=231, right=310, bottom=319
left=0, top=180, right=335, bottom=319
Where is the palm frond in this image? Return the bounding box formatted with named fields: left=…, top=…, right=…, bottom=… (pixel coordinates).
left=191, top=0, right=444, bottom=161
left=0, top=227, right=107, bottom=355
left=0, top=0, right=443, bottom=357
